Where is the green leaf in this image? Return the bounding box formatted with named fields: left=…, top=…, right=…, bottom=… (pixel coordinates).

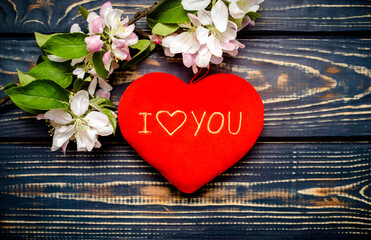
left=246, top=11, right=260, bottom=21
left=4, top=80, right=70, bottom=112
left=130, top=39, right=151, bottom=50
left=90, top=96, right=115, bottom=109
left=152, top=22, right=179, bottom=36
left=150, top=41, right=156, bottom=51
left=3, top=82, right=18, bottom=91
left=73, top=77, right=91, bottom=92
left=79, top=6, right=90, bottom=19
left=28, top=60, right=73, bottom=88
left=35, top=32, right=58, bottom=48
left=36, top=55, right=50, bottom=64
left=122, top=40, right=151, bottom=69
left=147, top=0, right=189, bottom=28
left=93, top=51, right=109, bottom=79
left=17, top=70, right=36, bottom=86
left=17, top=105, right=43, bottom=115
left=42, top=33, right=89, bottom=59
left=102, top=108, right=117, bottom=134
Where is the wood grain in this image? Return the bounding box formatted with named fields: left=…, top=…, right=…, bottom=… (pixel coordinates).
left=0, top=1, right=370, bottom=239
left=0, top=142, right=370, bottom=239
left=0, top=0, right=370, bottom=33
left=1, top=37, right=370, bottom=138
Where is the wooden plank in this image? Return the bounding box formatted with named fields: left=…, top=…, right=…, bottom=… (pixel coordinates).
left=1, top=37, right=370, bottom=137
left=0, top=142, right=370, bottom=239
left=0, top=0, right=370, bottom=33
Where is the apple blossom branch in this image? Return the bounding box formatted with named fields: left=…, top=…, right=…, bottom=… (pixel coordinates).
left=128, top=2, right=160, bottom=26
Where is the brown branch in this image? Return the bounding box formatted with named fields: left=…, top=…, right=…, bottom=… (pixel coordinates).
left=134, top=27, right=151, bottom=39
left=128, top=1, right=160, bottom=25
left=0, top=95, right=10, bottom=106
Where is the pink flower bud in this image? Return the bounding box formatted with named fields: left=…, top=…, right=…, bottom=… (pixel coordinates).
left=151, top=34, right=162, bottom=45
left=103, top=51, right=113, bottom=71
left=85, top=35, right=103, bottom=53
left=91, top=17, right=105, bottom=34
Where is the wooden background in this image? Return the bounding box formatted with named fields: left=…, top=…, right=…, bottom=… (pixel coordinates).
left=0, top=0, right=370, bottom=239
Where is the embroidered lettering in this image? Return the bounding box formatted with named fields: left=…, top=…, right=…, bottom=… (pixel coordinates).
left=156, top=110, right=187, bottom=136
left=207, top=112, right=225, bottom=134
left=228, top=112, right=242, bottom=135
left=191, top=111, right=206, bottom=136
left=138, top=112, right=152, bottom=134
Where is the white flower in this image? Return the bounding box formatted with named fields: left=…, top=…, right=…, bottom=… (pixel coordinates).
left=161, top=10, right=244, bottom=73
left=88, top=75, right=113, bottom=98
left=181, top=0, right=228, bottom=33
left=167, top=14, right=201, bottom=55
left=181, top=0, right=210, bottom=11
left=40, top=90, right=114, bottom=153
left=96, top=2, right=138, bottom=69
left=227, top=0, right=264, bottom=19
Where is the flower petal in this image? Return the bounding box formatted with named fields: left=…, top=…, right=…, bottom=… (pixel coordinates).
left=164, top=47, right=175, bottom=57
left=70, top=23, right=82, bottom=33
left=61, top=140, right=69, bottom=154
left=207, top=34, right=223, bottom=57
left=96, top=124, right=114, bottom=136
left=85, top=35, right=103, bottom=52
left=210, top=55, right=223, bottom=64
left=170, top=32, right=198, bottom=54
left=105, top=9, right=123, bottom=30
left=100, top=1, right=113, bottom=18
left=126, top=33, right=139, bottom=46
left=51, top=125, right=74, bottom=151
left=103, top=51, right=113, bottom=71
left=73, top=68, right=85, bottom=79
left=112, top=47, right=129, bottom=61
left=96, top=89, right=111, bottom=99
left=221, top=21, right=238, bottom=42
left=84, top=111, right=109, bottom=128
left=88, top=77, right=97, bottom=97
left=36, top=114, right=45, bottom=120
left=195, top=50, right=211, bottom=68
left=211, top=0, right=228, bottom=32
left=115, top=23, right=135, bottom=39
left=87, top=12, right=99, bottom=22
left=195, top=45, right=212, bottom=68
left=238, top=16, right=255, bottom=31
left=75, top=128, right=97, bottom=152
left=90, top=16, right=105, bottom=34
left=161, top=33, right=178, bottom=48
left=98, top=78, right=113, bottom=91
left=84, top=111, right=113, bottom=136
left=198, top=9, right=212, bottom=25
left=94, top=140, right=102, bottom=148
left=47, top=55, right=68, bottom=62
left=44, top=109, right=73, bottom=124
left=188, top=13, right=200, bottom=26
left=196, top=26, right=209, bottom=45
left=71, top=90, right=89, bottom=117
left=181, top=0, right=210, bottom=11
left=228, top=1, right=245, bottom=19
left=182, top=53, right=196, bottom=68
left=71, top=56, right=85, bottom=66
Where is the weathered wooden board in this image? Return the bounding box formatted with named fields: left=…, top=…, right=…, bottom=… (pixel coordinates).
left=1, top=37, right=370, bottom=138
left=0, top=0, right=370, bottom=33
left=0, top=141, right=370, bottom=239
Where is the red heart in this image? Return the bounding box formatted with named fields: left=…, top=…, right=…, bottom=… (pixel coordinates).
left=118, top=73, right=264, bottom=193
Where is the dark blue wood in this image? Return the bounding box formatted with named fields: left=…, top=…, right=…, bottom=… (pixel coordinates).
left=1, top=142, right=370, bottom=239
left=0, top=37, right=370, bottom=137
left=0, top=0, right=370, bottom=33
left=0, top=0, right=370, bottom=239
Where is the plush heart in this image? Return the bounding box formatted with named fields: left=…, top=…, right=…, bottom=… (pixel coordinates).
left=118, top=73, right=264, bottom=193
